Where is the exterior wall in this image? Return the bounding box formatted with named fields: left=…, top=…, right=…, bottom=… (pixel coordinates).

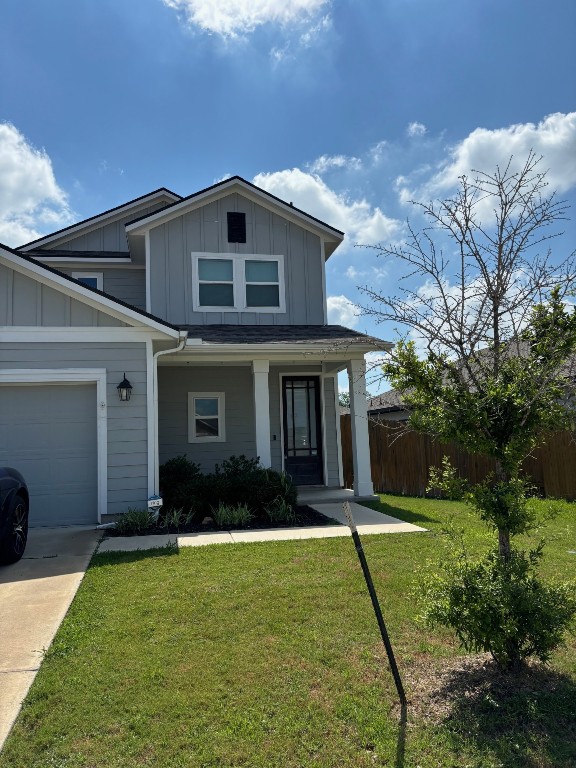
left=42, top=201, right=172, bottom=252
left=157, top=363, right=341, bottom=485
left=0, top=342, right=149, bottom=515
left=0, top=264, right=125, bottom=327
left=148, top=193, right=325, bottom=326
left=58, top=267, right=146, bottom=311
left=158, top=365, right=257, bottom=472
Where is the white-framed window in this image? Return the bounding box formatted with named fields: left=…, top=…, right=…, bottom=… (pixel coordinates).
left=72, top=272, right=103, bottom=291
left=192, top=253, right=285, bottom=313
left=188, top=392, right=226, bottom=443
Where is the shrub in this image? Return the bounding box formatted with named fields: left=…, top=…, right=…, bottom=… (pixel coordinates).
left=264, top=496, right=298, bottom=526
left=159, top=455, right=204, bottom=514
left=212, top=502, right=253, bottom=528
left=213, top=456, right=297, bottom=514
left=421, top=543, right=576, bottom=670
left=427, top=456, right=468, bottom=501
left=158, top=507, right=194, bottom=531
left=114, top=508, right=154, bottom=536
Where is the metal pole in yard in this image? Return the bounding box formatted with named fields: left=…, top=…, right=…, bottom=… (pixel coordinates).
left=343, top=501, right=407, bottom=709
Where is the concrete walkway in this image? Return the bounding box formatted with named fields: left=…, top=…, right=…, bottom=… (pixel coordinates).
left=0, top=526, right=101, bottom=751
left=98, top=502, right=426, bottom=553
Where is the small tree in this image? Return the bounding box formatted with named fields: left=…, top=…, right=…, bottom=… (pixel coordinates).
left=362, top=152, right=576, bottom=669
left=339, top=391, right=351, bottom=408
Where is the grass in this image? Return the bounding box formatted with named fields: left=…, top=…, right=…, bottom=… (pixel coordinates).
left=1, top=495, right=575, bottom=767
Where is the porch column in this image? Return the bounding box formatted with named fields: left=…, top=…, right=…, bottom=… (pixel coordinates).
left=252, top=360, right=271, bottom=467
left=347, top=358, right=374, bottom=496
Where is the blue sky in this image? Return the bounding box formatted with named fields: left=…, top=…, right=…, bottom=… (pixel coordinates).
left=1, top=0, right=575, bottom=391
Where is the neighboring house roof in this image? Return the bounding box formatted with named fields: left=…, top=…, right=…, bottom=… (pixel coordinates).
left=367, top=389, right=407, bottom=414
left=0, top=242, right=181, bottom=337
left=125, top=176, right=344, bottom=258
left=18, top=188, right=182, bottom=251
left=180, top=324, right=389, bottom=349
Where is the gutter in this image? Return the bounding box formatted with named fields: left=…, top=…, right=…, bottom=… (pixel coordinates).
left=151, top=330, right=188, bottom=491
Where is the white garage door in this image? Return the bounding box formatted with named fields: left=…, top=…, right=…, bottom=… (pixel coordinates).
left=0, top=384, right=98, bottom=526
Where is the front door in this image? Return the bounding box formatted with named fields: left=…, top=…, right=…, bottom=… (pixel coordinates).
left=282, top=377, right=323, bottom=485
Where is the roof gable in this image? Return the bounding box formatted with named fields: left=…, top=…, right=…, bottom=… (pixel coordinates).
left=125, top=176, right=344, bottom=258
left=18, top=188, right=181, bottom=252
left=0, top=242, right=180, bottom=337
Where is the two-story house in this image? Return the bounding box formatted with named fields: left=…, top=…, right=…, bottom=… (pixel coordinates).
left=0, top=177, right=389, bottom=526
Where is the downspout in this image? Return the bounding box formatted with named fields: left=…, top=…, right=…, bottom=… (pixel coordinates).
left=152, top=330, right=188, bottom=492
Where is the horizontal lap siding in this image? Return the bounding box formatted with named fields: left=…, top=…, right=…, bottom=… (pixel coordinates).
left=0, top=342, right=149, bottom=515
left=149, top=193, right=325, bottom=326
left=158, top=366, right=256, bottom=472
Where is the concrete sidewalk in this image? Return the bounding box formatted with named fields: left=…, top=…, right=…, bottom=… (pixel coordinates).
left=0, top=526, right=101, bottom=751
left=97, top=502, right=426, bottom=553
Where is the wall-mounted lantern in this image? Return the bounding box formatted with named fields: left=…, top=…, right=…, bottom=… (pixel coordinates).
left=117, top=373, right=133, bottom=402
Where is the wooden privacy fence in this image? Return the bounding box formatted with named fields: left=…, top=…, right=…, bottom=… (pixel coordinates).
left=340, top=414, right=576, bottom=500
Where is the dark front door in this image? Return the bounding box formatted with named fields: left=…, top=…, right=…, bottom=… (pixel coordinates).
left=282, top=377, right=323, bottom=485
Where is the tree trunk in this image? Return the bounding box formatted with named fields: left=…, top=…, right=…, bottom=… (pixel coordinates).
left=498, top=527, right=511, bottom=561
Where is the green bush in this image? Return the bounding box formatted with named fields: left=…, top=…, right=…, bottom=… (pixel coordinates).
left=114, top=508, right=154, bottom=536
left=159, top=454, right=298, bottom=520
left=427, top=456, right=468, bottom=500
left=158, top=507, right=194, bottom=531
left=159, top=455, right=204, bottom=515
left=212, top=502, right=253, bottom=528
left=264, top=496, right=299, bottom=526
left=421, top=543, right=576, bottom=670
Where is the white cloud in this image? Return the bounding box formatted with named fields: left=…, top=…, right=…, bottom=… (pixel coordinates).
left=308, top=153, right=362, bottom=174
left=431, top=112, right=576, bottom=195
left=407, top=121, right=426, bottom=138
left=163, top=0, right=329, bottom=38
left=327, top=294, right=359, bottom=327
left=252, top=167, right=401, bottom=246
left=0, top=123, right=73, bottom=247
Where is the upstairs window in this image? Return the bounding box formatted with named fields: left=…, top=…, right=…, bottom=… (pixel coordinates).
left=245, top=260, right=280, bottom=308
left=72, top=272, right=103, bottom=290
left=198, top=258, right=234, bottom=307
left=192, top=253, right=285, bottom=313
left=227, top=212, right=246, bottom=243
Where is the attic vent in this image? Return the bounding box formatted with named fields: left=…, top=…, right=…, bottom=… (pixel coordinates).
left=227, top=212, right=246, bottom=243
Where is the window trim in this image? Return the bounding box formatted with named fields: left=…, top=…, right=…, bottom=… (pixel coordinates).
left=187, top=391, right=226, bottom=443
left=191, top=252, right=285, bottom=313
left=72, top=272, right=103, bottom=291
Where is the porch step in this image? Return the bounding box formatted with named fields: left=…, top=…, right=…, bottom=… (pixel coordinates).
left=296, top=486, right=379, bottom=505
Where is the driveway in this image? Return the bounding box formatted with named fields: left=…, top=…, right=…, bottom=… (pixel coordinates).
left=0, top=526, right=100, bottom=751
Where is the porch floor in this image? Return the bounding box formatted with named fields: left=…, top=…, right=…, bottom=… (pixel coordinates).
left=296, top=486, right=378, bottom=505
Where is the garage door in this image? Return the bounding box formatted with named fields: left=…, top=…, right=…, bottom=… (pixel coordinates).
left=0, top=384, right=98, bottom=526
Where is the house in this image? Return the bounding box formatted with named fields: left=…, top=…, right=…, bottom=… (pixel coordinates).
left=367, top=390, right=409, bottom=422
left=0, top=177, right=389, bottom=526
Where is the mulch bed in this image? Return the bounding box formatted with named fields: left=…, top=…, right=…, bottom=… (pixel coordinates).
left=106, top=505, right=339, bottom=537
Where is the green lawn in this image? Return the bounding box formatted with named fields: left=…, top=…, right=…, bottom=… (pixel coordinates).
left=2, top=495, right=575, bottom=768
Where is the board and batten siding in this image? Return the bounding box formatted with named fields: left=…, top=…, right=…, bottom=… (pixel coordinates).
left=0, top=264, right=126, bottom=327
left=58, top=267, right=147, bottom=311
left=41, top=201, right=172, bottom=253
left=148, top=193, right=325, bottom=326
left=0, top=342, right=149, bottom=515
left=158, top=365, right=257, bottom=472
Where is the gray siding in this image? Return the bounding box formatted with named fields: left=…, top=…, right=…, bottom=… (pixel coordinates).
left=149, top=193, right=325, bottom=326
left=58, top=268, right=146, bottom=311
left=0, top=264, right=125, bottom=327
left=158, top=365, right=256, bottom=472
left=0, top=342, right=149, bottom=515
left=322, top=375, right=341, bottom=486
left=43, top=201, right=171, bottom=252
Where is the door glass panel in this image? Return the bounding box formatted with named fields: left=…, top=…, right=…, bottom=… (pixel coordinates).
left=308, top=384, right=317, bottom=449
left=199, top=284, right=234, bottom=307
left=245, top=260, right=278, bottom=282
left=198, top=259, right=233, bottom=281
left=293, top=388, right=309, bottom=449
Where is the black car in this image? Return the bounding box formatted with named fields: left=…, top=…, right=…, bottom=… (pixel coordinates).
left=0, top=468, right=29, bottom=565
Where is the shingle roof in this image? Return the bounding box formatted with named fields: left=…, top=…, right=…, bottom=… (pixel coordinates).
left=27, top=250, right=130, bottom=260
left=367, top=389, right=406, bottom=412
left=181, top=324, right=389, bottom=347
